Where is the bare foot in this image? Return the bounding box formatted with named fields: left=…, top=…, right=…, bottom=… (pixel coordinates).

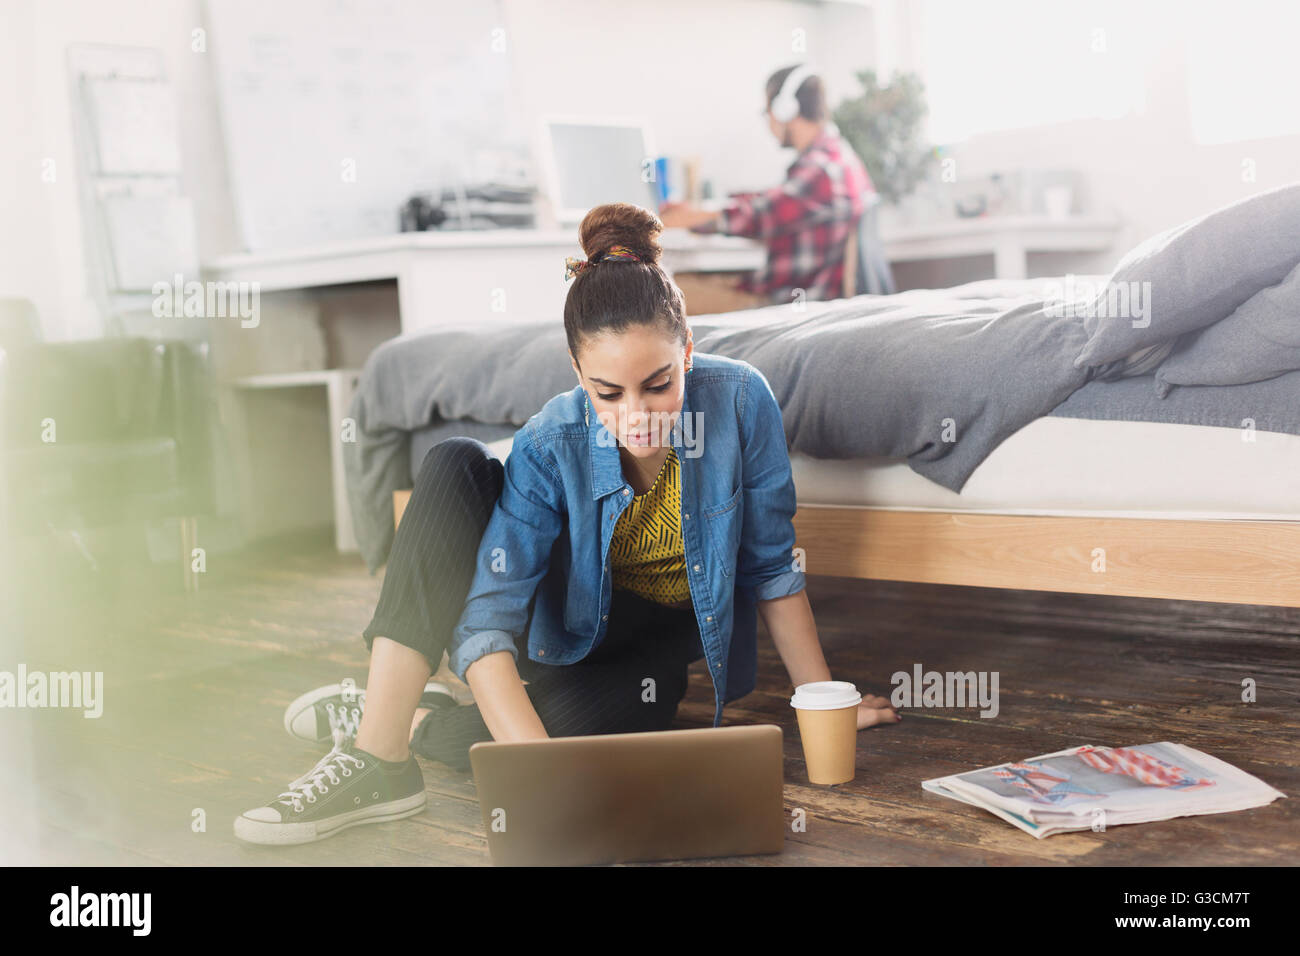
left=856, top=693, right=901, bottom=729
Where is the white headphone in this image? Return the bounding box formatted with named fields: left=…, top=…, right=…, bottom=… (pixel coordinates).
left=769, top=64, right=816, bottom=123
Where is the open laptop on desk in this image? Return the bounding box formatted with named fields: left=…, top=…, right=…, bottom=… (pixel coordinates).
left=469, top=724, right=785, bottom=866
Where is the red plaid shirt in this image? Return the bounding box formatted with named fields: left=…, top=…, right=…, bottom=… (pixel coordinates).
left=690, top=127, right=874, bottom=304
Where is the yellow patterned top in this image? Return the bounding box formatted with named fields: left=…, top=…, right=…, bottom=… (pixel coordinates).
left=609, top=447, right=693, bottom=607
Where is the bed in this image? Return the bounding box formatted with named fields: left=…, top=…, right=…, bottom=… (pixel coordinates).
left=353, top=185, right=1300, bottom=610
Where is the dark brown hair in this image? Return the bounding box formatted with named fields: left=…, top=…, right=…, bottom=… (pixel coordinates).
left=765, top=64, right=827, bottom=122
left=564, top=203, right=687, bottom=368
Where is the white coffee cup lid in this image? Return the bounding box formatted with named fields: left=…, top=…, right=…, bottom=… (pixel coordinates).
left=790, top=680, right=862, bottom=710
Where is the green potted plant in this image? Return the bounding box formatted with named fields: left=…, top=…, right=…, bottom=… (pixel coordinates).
left=833, top=69, right=935, bottom=206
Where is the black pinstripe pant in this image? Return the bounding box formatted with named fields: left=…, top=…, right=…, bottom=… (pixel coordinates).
left=362, top=437, right=704, bottom=772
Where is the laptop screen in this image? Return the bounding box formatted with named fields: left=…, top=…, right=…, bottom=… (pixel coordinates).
left=545, top=120, right=660, bottom=222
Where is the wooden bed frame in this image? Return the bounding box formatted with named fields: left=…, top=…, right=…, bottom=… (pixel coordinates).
left=394, top=490, right=1300, bottom=610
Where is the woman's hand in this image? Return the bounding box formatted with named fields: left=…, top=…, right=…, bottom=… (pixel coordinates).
left=466, top=651, right=550, bottom=742
left=857, top=693, right=901, bottom=730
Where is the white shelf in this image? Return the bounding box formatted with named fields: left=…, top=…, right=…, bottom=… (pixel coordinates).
left=233, top=369, right=359, bottom=389
left=227, top=368, right=361, bottom=553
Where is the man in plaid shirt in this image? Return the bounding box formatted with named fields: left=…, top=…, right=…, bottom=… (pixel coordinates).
left=661, top=65, right=875, bottom=308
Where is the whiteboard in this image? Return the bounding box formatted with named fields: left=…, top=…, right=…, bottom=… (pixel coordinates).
left=84, top=76, right=183, bottom=174
left=102, top=195, right=199, bottom=290
left=205, top=0, right=524, bottom=251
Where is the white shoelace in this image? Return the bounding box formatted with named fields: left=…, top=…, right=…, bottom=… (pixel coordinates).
left=324, top=698, right=363, bottom=737
left=287, top=726, right=353, bottom=791
left=278, top=740, right=366, bottom=813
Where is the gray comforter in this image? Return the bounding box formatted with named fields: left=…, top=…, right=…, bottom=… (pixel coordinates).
left=346, top=186, right=1300, bottom=572
left=343, top=279, right=1113, bottom=572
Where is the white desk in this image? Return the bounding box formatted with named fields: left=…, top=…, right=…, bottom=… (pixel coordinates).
left=879, top=215, right=1121, bottom=280
left=205, top=229, right=765, bottom=335
left=204, top=218, right=1122, bottom=332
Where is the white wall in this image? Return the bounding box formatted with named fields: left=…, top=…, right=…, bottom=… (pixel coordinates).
left=891, top=0, right=1300, bottom=280
left=502, top=0, right=876, bottom=201
left=14, top=0, right=1297, bottom=338
left=1, top=0, right=241, bottom=342
left=1, top=0, right=877, bottom=343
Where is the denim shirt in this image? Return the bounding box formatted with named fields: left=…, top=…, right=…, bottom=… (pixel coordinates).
left=448, top=352, right=807, bottom=727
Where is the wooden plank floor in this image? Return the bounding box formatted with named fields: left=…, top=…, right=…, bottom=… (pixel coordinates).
left=7, top=529, right=1297, bottom=866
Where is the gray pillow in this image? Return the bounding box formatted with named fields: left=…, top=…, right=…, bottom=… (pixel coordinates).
left=1154, top=259, right=1300, bottom=397
left=1072, top=182, right=1300, bottom=369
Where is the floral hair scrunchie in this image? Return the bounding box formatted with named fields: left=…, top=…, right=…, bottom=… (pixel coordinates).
left=564, top=244, right=641, bottom=281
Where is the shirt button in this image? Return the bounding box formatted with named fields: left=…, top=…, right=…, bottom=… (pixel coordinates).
left=622, top=488, right=630, bottom=495
left=684, top=513, right=690, bottom=520
left=538, top=649, right=545, bottom=657
left=602, top=614, right=608, bottom=621
left=706, top=615, right=712, bottom=622
left=693, top=564, right=701, bottom=572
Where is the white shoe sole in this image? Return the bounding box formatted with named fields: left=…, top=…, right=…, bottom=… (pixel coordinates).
left=283, top=681, right=457, bottom=743
left=233, top=791, right=427, bottom=846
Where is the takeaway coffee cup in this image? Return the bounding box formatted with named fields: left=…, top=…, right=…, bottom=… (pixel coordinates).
left=790, top=681, right=862, bottom=785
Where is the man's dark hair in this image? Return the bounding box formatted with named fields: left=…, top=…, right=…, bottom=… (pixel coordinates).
left=765, top=65, right=827, bottom=122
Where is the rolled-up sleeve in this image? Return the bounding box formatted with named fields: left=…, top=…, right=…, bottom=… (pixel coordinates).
left=735, top=367, right=807, bottom=600
left=448, top=424, right=566, bottom=682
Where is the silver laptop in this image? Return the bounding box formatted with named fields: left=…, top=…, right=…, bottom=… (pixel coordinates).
left=469, top=724, right=785, bottom=866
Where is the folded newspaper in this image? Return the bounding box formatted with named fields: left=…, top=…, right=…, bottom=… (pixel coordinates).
left=922, top=742, right=1286, bottom=838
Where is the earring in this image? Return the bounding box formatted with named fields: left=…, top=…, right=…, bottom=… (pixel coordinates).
left=584, top=392, right=590, bottom=427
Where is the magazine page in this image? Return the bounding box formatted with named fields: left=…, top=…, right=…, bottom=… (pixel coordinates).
left=922, top=778, right=1057, bottom=838
left=925, top=743, right=1285, bottom=831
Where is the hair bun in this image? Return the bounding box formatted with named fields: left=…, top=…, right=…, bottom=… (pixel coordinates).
left=578, top=202, right=662, bottom=266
